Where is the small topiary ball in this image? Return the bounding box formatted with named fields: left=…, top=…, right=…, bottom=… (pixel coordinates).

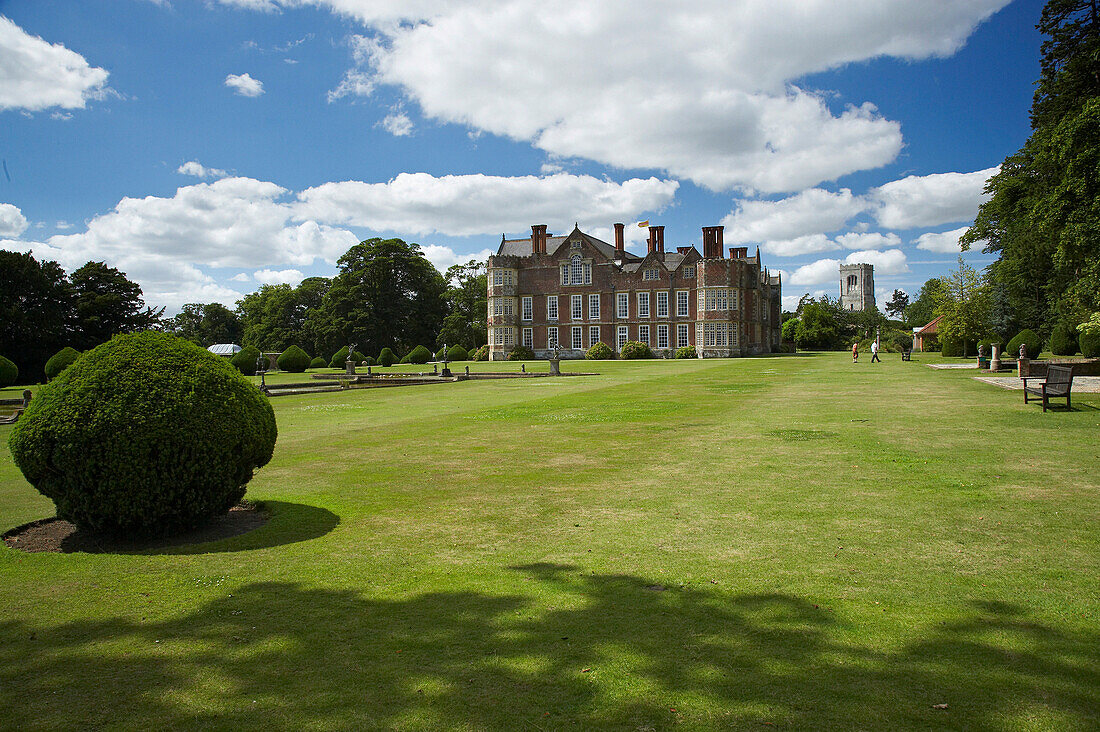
left=620, top=340, right=653, bottom=359
left=8, top=332, right=277, bottom=537
left=1006, top=329, right=1042, bottom=359
left=309, top=356, right=327, bottom=369
left=232, top=346, right=261, bottom=375
left=377, top=348, right=397, bottom=367
left=585, top=342, right=613, bottom=360
left=1081, top=330, right=1100, bottom=358
left=0, top=354, right=18, bottom=387
left=277, top=345, right=312, bottom=373
left=407, top=345, right=432, bottom=364
left=45, top=347, right=81, bottom=380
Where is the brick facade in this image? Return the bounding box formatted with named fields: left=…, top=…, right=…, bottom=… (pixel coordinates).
left=487, top=224, right=782, bottom=360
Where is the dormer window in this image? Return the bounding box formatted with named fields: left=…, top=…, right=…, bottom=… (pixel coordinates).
left=561, top=254, right=592, bottom=285
left=643, top=268, right=660, bottom=281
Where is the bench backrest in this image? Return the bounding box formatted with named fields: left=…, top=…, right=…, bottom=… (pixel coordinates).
left=1046, top=365, right=1074, bottom=392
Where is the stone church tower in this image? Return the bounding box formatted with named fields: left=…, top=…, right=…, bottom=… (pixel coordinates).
left=839, top=263, right=874, bottom=311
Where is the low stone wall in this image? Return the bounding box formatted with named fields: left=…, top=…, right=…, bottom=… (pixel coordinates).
left=1018, top=358, right=1100, bottom=378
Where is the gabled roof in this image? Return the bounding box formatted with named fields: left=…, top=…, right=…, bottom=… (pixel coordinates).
left=496, top=225, right=643, bottom=263
left=914, top=314, right=944, bottom=334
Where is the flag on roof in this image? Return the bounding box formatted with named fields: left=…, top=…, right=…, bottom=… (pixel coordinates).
left=637, top=220, right=649, bottom=228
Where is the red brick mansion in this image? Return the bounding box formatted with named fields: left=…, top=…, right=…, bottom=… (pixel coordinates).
left=487, top=223, right=782, bottom=360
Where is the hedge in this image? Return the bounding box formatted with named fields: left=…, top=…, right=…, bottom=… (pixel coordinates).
left=45, top=347, right=81, bottom=380
left=0, top=354, right=18, bottom=387
left=1080, top=331, right=1100, bottom=358
left=585, top=342, right=613, bottom=360
left=231, top=346, right=261, bottom=375
left=8, top=332, right=277, bottom=537
left=329, top=347, right=368, bottom=369
left=277, top=345, right=311, bottom=373
left=508, top=345, right=534, bottom=361
left=406, top=345, right=432, bottom=364
left=675, top=345, right=697, bottom=359
left=620, top=341, right=653, bottom=359
left=1006, top=329, right=1042, bottom=359
left=1049, top=324, right=1078, bottom=356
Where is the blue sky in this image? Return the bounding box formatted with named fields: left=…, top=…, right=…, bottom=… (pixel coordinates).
left=1, top=0, right=1041, bottom=313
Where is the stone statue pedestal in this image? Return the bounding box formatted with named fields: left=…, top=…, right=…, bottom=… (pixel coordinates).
left=549, top=359, right=561, bottom=376
left=990, top=345, right=1001, bottom=372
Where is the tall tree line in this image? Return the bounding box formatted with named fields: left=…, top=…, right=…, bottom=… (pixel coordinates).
left=963, top=0, right=1100, bottom=337
left=0, top=252, right=163, bottom=380
left=2, top=237, right=487, bottom=382
left=165, top=238, right=486, bottom=361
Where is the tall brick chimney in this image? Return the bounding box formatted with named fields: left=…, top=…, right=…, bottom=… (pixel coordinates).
left=614, top=223, right=625, bottom=257
left=530, top=224, right=548, bottom=254
left=655, top=226, right=665, bottom=254
left=648, top=225, right=659, bottom=255
left=701, top=225, right=725, bottom=258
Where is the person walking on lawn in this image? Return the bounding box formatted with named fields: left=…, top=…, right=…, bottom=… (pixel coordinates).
left=852, top=341, right=859, bottom=363
left=870, top=339, right=881, bottom=363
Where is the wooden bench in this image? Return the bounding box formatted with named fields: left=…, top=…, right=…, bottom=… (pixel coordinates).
left=1022, top=365, right=1074, bottom=412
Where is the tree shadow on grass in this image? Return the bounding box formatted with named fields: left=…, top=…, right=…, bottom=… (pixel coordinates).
left=0, top=563, right=1096, bottom=728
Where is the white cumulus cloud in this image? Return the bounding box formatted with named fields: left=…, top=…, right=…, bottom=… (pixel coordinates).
left=0, top=203, right=29, bottom=237
left=0, top=15, right=111, bottom=112
left=761, top=234, right=840, bottom=257
left=225, top=72, right=264, bottom=97
left=284, top=0, right=1008, bottom=192
left=177, top=161, right=229, bottom=179
left=294, top=172, right=679, bottom=236
left=724, top=188, right=866, bottom=243
left=254, top=268, right=305, bottom=285
left=381, top=110, right=413, bottom=136
left=834, top=231, right=901, bottom=250
left=914, top=226, right=971, bottom=252
left=788, top=248, right=908, bottom=286
left=421, top=245, right=496, bottom=274
left=870, top=166, right=998, bottom=229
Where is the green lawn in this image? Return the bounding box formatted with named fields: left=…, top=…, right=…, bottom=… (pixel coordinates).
left=2, top=352, right=1098, bottom=730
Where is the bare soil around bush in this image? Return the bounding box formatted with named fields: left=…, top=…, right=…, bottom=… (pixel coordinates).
left=2, top=502, right=266, bottom=553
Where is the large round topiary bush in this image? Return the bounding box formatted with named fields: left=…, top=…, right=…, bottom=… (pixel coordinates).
left=329, top=346, right=368, bottom=369
left=44, top=347, right=81, bottom=380
left=377, top=348, right=397, bottom=367
left=1081, top=330, right=1100, bottom=358
left=585, top=342, right=613, bottom=360
left=8, top=332, right=277, bottom=537
left=277, top=345, right=312, bottom=373
left=675, top=345, right=697, bottom=359
left=407, top=345, right=432, bottom=364
left=309, top=356, right=327, bottom=369
left=0, top=355, right=17, bottom=387
left=620, top=341, right=653, bottom=359
left=231, top=346, right=261, bottom=375
left=1048, top=324, right=1078, bottom=356
left=1006, top=329, right=1042, bottom=359
left=446, top=344, right=469, bottom=361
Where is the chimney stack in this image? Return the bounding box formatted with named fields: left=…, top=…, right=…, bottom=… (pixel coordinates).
left=530, top=224, right=548, bottom=254
left=701, top=226, right=726, bottom=258
left=648, top=225, right=661, bottom=255
left=614, top=222, right=625, bottom=256
left=655, top=226, right=665, bottom=254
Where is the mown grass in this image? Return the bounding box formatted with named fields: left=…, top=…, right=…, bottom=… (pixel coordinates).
left=1, top=352, right=1098, bottom=730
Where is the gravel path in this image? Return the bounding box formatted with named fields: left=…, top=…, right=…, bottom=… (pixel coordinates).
left=973, top=375, right=1100, bottom=392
